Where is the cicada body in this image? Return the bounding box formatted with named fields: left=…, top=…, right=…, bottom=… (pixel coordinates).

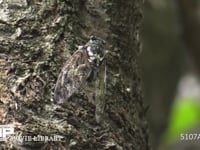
left=54, top=36, right=106, bottom=104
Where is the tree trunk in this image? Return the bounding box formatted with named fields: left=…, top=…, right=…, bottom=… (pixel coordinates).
left=0, top=0, right=149, bottom=149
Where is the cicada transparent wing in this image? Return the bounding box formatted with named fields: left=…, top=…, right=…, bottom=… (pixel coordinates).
left=54, top=48, right=90, bottom=104
left=94, top=56, right=107, bottom=123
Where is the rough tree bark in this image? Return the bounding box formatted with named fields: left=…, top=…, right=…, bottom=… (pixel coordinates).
left=0, top=0, right=148, bottom=149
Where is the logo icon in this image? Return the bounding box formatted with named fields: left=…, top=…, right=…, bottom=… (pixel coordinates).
left=0, top=125, right=15, bottom=141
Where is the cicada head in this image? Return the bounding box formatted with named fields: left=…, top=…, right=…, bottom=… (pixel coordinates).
left=85, top=36, right=106, bottom=65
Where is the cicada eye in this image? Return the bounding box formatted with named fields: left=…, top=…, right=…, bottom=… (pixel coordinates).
left=90, top=36, right=97, bottom=41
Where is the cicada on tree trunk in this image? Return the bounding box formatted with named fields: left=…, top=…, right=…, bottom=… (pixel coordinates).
left=53, top=36, right=107, bottom=123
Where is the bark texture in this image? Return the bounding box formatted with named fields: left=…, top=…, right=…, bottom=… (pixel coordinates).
left=0, top=0, right=148, bottom=149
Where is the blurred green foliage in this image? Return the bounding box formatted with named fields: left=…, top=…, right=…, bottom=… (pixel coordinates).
left=163, top=97, right=200, bottom=143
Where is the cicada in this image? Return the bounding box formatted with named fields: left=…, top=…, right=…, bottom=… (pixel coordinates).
left=53, top=36, right=106, bottom=105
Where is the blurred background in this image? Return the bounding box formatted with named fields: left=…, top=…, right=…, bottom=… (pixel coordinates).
left=140, top=0, right=200, bottom=149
